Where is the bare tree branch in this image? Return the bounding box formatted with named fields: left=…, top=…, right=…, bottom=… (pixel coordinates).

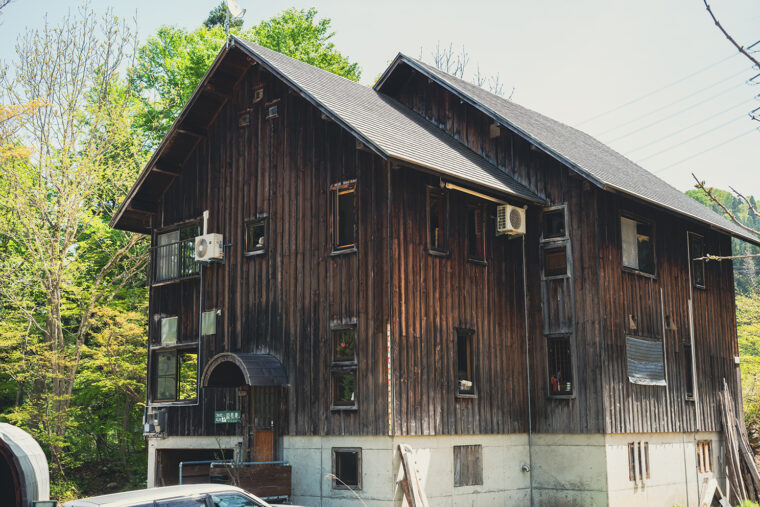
left=692, top=173, right=760, bottom=238
left=703, top=0, right=760, bottom=69
left=730, top=185, right=759, bottom=218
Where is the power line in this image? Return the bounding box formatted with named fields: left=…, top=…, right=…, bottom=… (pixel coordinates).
left=636, top=115, right=749, bottom=163
left=624, top=98, right=754, bottom=155
left=576, top=53, right=738, bottom=126
left=653, top=128, right=758, bottom=174
left=600, top=71, right=748, bottom=138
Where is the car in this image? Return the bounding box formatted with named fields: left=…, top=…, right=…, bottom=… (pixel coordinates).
left=61, top=484, right=301, bottom=507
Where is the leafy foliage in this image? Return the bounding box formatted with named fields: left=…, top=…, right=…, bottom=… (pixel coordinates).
left=204, top=1, right=244, bottom=30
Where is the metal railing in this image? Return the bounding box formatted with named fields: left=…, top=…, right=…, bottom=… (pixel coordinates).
left=153, top=239, right=198, bottom=283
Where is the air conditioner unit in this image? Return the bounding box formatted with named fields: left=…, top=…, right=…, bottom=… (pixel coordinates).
left=496, top=204, right=526, bottom=236
left=195, top=233, right=224, bottom=262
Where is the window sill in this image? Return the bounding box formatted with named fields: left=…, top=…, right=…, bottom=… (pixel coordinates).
left=685, top=397, right=696, bottom=402
left=542, top=273, right=570, bottom=281
left=428, top=249, right=450, bottom=258
left=152, top=274, right=200, bottom=287
left=330, top=405, right=358, bottom=412
left=540, top=235, right=569, bottom=243
left=548, top=394, right=575, bottom=400
left=244, top=250, right=266, bottom=257
left=621, top=267, right=657, bottom=280
left=333, top=485, right=362, bottom=491
left=694, top=284, right=706, bottom=291
left=455, top=393, right=478, bottom=399
left=467, top=258, right=487, bottom=266
left=331, top=247, right=357, bottom=257
left=147, top=400, right=198, bottom=407
left=150, top=342, right=199, bottom=351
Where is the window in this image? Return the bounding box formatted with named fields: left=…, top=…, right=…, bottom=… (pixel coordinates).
left=332, top=448, right=361, bottom=489
left=689, top=232, right=706, bottom=289
left=332, top=184, right=356, bottom=251
left=543, top=246, right=568, bottom=277
left=547, top=335, right=574, bottom=396
left=265, top=99, right=279, bottom=119
left=621, top=216, right=655, bottom=275
left=628, top=441, right=650, bottom=482
left=427, top=187, right=448, bottom=254
left=683, top=343, right=695, bottom=400
left=456, top=329, right=475, bottom=396
left=331, top=326, right=357, bottom=408
left=210, top=493, right=266, bottom=507
left=542, top=208, right=566, bottom=239
left=697, top=440, right=713, bottom=473
left=245, top=218, right=267, bottom=255
left=201, top=310, right=217, bottom=336
left=467, top=204, right=485, bottom=262
left=626, top=336, right=665, bottom=386
left=453, top=445, right=483, bottom=487
left=156, top=499, right=206, bottom=507
left=155, top=224, right=200, bottom=283
left=154, top=350, right=198, bottom=402
left=253, top=87, right=264, bottom=103
left=160, top=316, right=178, bottom=345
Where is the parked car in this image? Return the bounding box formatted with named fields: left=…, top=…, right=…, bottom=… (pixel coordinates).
left=61, top=484, right=301, bottom=507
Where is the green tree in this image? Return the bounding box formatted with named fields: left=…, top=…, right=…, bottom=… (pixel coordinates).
left=204, top=1, right=243, bottom=29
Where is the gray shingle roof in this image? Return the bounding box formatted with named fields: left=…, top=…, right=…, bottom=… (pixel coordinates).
left=381, top=54, right=760, bottom=246
left=234, top=38, right=541, bottom=203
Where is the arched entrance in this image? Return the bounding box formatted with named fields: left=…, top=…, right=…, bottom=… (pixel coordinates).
left=201, top=353, right=288, bottom=462
left=0, top=423, right=50, bottom=507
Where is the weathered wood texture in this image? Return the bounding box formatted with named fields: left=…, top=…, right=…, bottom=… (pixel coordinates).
left=150, top=62, right=389, bottom=437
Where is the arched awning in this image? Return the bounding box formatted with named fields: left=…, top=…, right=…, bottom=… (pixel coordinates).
left=201, top=353, right=288, bottom=388
left=0, top=423, right=50, bottom=507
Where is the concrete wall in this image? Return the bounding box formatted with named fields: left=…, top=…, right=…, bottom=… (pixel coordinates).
left=146, top=435, right=243, bottom=487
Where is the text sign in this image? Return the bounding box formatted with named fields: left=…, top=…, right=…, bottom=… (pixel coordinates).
left=214, top=410, right=241, bottom=424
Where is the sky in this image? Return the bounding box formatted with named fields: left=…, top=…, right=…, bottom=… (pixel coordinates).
left=1, top=0, right=758, bottom=196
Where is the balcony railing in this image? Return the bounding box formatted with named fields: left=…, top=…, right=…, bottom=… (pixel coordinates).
left=153, top=238, right=198, bottom=284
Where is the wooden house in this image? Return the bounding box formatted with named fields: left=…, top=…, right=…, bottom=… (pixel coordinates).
left=111, top=37, right=760, bottom=506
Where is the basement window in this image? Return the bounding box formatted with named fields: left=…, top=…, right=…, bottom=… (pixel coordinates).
left=154, top=350, right=198, bottom=402
left=689, top=232, right=706, bottom=289
left=331, top=183, right=356, bottom=252
left=628, top=441, right=650, bottom=482
left=467, top=204, right=485, bottom=263
left=332, top=448, right=361, bottom=490
left=697, top=440, right=713, bottom=473
left=245, top=218, right=267, bottom=255
left=453, top=445, right=483, bottom=487
left=331, top=326, right=357, bottom=409
left=621, top=216, right=655, bottom=275
left=160, top=316, right=178, bottom=345
left=456, top=328, right=475, bottom=396
left=427, top=187, right=449, bottom=255
left=683, top=342, right=695, bottom=400
left=547, top=335, right=574, bottom=396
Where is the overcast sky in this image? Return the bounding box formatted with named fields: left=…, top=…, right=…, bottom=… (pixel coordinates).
left=1, top=0, right=758, bottom=196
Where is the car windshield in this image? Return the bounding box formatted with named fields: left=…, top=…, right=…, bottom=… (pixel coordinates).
left=209, top=493, right=266, bottom=507
left=155, top=498, right=206, bottom=507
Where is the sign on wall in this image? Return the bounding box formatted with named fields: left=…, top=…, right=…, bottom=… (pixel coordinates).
left=214, top=410, right=241, bottom=424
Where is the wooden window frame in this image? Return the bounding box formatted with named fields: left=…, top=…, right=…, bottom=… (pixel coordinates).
left=253, top=86, right=264, bottom=103
left=330, top=324, right=358, bottom=411
left=683, top=342, right=695, bottom=401
left=201, top=310, right=218, bottom=336
left=628, top=441, right=650, bottom=482
left=697, top=440, right=713, bottom=473
left=466, top=203, right=486, bottom=265
left=152, top=222, right=201, bottom=286
left=152, top=348, right=198, bottom=404
left=332, top=447, right=362, bottom=490
left=159, top=315, right=178, bottom=346
left=330, top=181, right=357, bottom=255
left=688, top=232, right=706, bottom=290
left=455, top=327, right=477, bottom=398
left=244, top=216, right=268, bottom=256
left=541, top=242, right=571, bottom=280
left=426, top=186, right=450, bottom=256
left=541, top=205, right=569, bottom=242
left=620, top=213, right=657, bottom=278
left=546, top=334, right=575, bottom=399
left=453, top=444, right=483, bottom=487
left=265, top=99, right=280, bottom=119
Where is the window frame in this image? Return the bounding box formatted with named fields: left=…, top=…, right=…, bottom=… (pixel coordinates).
left=466, top=202, right=486, bottom=264
left=330, top=181, right=357, bottom=255
left=332, top=447, right=362, bottom=490
left=545, top=333, right=576, bottom=399
left=426, top=186, right=450, bottom=256
left=153, top=222, right=201, bottom=286
left=619, top=213, right=657, bottom=278
left=688, top=231, right=706, bottom=290
left=453, top=444, right=484, bottom=487
left=541, top=205, right=569, bottom=242
left=682, top=342, right=695, bottom=401
left=159, top=315, right=178, bottom=346
left=696, top=440, right=713, bottom=473
left=455, top=327, right=477, bottom=399
left=152, top=348, right=198, bottom=404
left=330, top=323, right=358, bottom=411
left=628, top=441, right=650, bottom=482
left=244, top=216, right=268, bottom=256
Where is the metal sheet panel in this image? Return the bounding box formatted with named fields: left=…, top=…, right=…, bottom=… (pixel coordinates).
left=626, top=336, right=666, bottom=386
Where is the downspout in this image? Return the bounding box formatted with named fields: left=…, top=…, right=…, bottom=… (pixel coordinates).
left=686, top=233, right=701, bottom=503
left=521, top=229, right=534, bottom=507
left=387, top=160, right=394, bottom=438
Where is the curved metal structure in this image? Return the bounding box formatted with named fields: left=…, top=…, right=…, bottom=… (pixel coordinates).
left=0, top=423, right=50, bottom=507
left=201, top=353, right=289, bottom=388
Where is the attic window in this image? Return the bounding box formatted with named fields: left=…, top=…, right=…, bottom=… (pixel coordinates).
left=238, top=110, right=250, bottom=128
left=265, top=100, right=279, bottom=119
left=621, top=216, right=655, bottom=275
left=253, top=87, right=264, bottom=103
left=688, top=232, right=705, bottom=289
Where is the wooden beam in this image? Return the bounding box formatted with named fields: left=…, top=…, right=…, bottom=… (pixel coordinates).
left=176, top=126, right=207, bottom=138
left=153, top=161, right=181, bottom=176
left=130, top=198, right=158, bottom=214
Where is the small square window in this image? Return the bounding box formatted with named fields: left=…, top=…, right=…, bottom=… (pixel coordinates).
left=542, top=209, right=566, bottom=239
left=332, top=185, right=356, bottom=251
left=332, top=448, right=361, bottom=489
left=456, top=329, right=475, bottom=396
left=253, top=87, right=264, bottom=103
left=547, top=336, right=573, bottom=396
left=332, top=370, right=356, bottom=407
left=453, top=445, right=483, bottom=487
left=543, top=246, right=567, bottom=277
left=621, top=216, right=655, bottom=275
left=689, top=233, right=705, bottom=289
left=160, top=316, right=178, bottom=345
left=467, top=205, right=485, bottom=262
left=238, top=111, right=250, bottom=128
left=201, top=310, right=217, bottom=336
left=245, top=219, right=266, bottom=254
left=333, top=328, right=356, bottom=363
left=427, top=188, right=448, bottom=254
left=265, top=100, right=279, bottom=119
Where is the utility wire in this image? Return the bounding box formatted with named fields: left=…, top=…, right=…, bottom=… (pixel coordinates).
left=637, top=115, right=750, bottom=163
left=600, top=71, right=748, bottom=138
left=576, top=53, right=737, bottom=126
left=653, top=128, right=758, bottom=174
left=625, top=98, right=754, bottom=155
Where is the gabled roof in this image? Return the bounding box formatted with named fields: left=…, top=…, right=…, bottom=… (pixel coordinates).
left=375, top=54, right=760, bottom=247
left=111, top=39, right=542, bottom=232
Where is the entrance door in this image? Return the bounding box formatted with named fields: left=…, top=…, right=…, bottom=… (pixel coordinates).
left=248, top=386, right=284, bottom=462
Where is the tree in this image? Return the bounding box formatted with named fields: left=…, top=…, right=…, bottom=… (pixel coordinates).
left=424, top=42, right=514, bottom=98
left=0, top=4, right=149, bottom=475
left=204, top=1, right=243, bottom=30
left=130, top=7, right=362, bottom=146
